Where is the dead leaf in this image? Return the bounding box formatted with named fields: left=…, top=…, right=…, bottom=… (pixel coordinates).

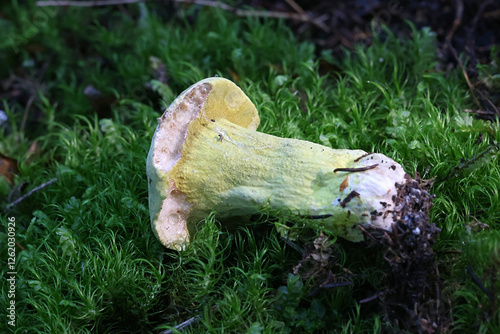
left=225, top=67, right=241, bottom=82
left=0, top=153, right=19, bottom=184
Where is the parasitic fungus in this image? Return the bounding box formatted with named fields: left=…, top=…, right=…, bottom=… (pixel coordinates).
left=147, top=77, right=407, bottom=250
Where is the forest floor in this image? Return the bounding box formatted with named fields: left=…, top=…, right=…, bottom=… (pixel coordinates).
left=1, top=1, right=499, bottom=333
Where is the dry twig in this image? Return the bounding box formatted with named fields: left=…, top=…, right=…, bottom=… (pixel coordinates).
left=463, top=109, right=496, bottom=117
left=445, top=0, right=463, bottom=46
left=158, top=315, right=199, bottom=334
left=467, top=265, right=496, bottom=302
left=449, top=46, right=482, bottom=109
left=445, top=0, right=499, bottom=118
left=36, top=0, right=144, bottom=6
left=4, top=177, right=58, bottom=212
left=36, top=0, right=331, bottom=32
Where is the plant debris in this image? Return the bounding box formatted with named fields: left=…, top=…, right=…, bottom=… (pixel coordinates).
left=291, top=172, right=450, bottom=332
left=0, top=153, right=19, bottom=185
left=362, top=174, right=451, bottom=333
left=292, top=232, right=352, bottom=297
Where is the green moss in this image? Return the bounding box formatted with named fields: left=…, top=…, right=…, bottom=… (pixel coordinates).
left=1, top=1, right=498, bottom=333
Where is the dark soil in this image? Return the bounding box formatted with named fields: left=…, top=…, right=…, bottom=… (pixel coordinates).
left=245, top=0, right=500, bottom=120
left=294, top=172, right=445, bottom=332
left=363, top=174, right=445, bottom=333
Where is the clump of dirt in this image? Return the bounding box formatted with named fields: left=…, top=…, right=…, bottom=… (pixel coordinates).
left=288, top=173, right=450, bottom=332
left=364, top=174, right=450, bottom=333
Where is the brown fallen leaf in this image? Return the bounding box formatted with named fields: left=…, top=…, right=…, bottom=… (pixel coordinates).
left=225, top=67, right=241, bottom=82
left=0, top=153, right=19, bottom=185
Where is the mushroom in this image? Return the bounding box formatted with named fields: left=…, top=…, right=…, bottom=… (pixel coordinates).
left=147, top=77, right=407, bottom=250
